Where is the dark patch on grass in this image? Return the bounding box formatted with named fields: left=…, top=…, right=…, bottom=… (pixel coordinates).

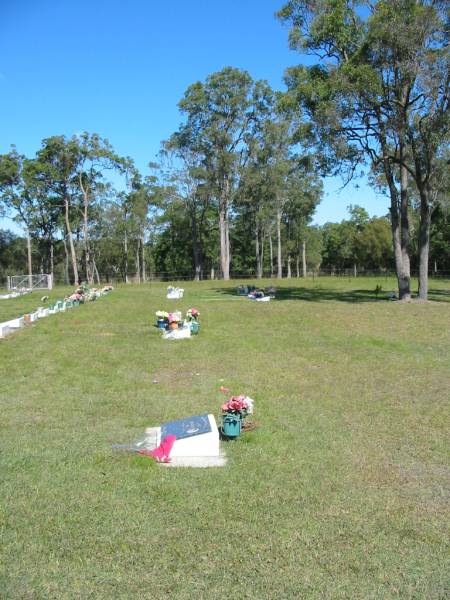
left=214, top=285, right=397, bottom=303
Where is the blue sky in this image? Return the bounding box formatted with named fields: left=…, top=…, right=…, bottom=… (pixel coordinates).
left=0, top=0, right=388, bottom=234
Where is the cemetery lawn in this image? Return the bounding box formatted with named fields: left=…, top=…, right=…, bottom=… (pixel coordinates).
left=1, top=277, right=449, bottom=599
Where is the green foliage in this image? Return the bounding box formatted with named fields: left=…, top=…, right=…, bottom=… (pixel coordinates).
left=322, top=206, right=393, bottom=271
left=278, top=0, right=449, bottom=298
left=0, top=230, right=27, bottom=277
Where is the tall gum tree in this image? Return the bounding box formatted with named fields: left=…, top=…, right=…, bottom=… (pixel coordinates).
left=0, top=149, right=36, bottom=283
left=278, top=0, right=449, bottom=300
left=35, top=136, right=82, bottom=285
left=75, top=133, right=128, bottom=283
left=176, top=67, right=273, bottom=279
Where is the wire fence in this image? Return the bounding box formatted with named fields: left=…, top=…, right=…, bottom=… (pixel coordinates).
left=2, top=269, right=449, bottom=289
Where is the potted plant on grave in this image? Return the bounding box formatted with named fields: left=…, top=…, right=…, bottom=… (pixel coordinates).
left=155, top=310, right=169, bottom=329
left=186, top=308, right=200, bottom=334
left=221, top=395, right=252, bottom=438
left=167, top=311, right=183, bottom=330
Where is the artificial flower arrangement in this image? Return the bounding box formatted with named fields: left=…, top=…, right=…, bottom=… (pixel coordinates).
left=186, top=308, right=200, bottom=321
left=155, top=309, right=200, bottom=333
left=220, top=392, right=255, bottom=438
left=65, top=282, right=114, bottom=304
left=221, top=395, right=254, bottom=418
left=168, top=311, right=183, bottom=327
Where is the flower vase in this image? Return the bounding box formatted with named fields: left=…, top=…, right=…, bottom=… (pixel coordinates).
left=190, top=321, right=200, bottom=334
left=169, top=322, right=178, bottom=330
left=222, top=413, right=241, bottom=438
left=156, top=319, right=167, bottom=329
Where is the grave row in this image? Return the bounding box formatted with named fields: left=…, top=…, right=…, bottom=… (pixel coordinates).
left=0, top=287, right=113, bottom=339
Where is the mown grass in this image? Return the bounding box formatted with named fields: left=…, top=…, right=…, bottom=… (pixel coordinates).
left=1, top=277, right=449, bottom=599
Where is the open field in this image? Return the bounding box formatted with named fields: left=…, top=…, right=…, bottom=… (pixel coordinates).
left=1, top=277, right=449, bottom=599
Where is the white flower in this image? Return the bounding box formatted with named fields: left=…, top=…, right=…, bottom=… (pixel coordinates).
left=244, top=396, right=254, bottom=414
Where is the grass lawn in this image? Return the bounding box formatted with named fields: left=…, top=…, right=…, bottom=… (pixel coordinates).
left=1, top=277, right=449, bottom=599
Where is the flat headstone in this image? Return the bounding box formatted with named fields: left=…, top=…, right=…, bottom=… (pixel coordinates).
left=161, top=413, right=211, bottom=440
left=162, top=325, right=191, bottom=340
left=0, top=323, right=12, bottom=338
left=5, top=317, right=24, bottom=329
left=161, top=413, right=220, bottom=459
left=113, top=415, right=225, bottom=467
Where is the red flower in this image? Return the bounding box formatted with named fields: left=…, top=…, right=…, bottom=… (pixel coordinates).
left=221, top=395, right=249, bottom=414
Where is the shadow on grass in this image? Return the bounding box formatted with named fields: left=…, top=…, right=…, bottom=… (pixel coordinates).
left=428, top=289, right=450, bottom=303
left=214, top=286, right=394, bottom=303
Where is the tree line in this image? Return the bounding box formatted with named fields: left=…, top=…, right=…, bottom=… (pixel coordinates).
left=0, top=1, right=448, bottom=299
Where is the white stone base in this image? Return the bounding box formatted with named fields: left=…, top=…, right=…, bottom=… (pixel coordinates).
left=5, top=317, right=24, bottom=329
left=167, top=414, right=220, bottom=458
left=167, top=289, right=184, bottom=299
left=137, top=414, right=225, bottom=467
left=162, top=453, right=227, bottom=468
left=0, top=323, right=11, bottom=338
left=248, top=295, right=271, bottom=302
left=162, top=325, right=191, bottom=340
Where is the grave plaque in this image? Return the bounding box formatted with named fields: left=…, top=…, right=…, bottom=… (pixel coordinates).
left=161, top=413, right=211, bottom=440
left=160, top=413, right=219, bottom=458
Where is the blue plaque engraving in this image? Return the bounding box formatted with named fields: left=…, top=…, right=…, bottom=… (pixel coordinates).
left=161, top=413, right=211, bottom=440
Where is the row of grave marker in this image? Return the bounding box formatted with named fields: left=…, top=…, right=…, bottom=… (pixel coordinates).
left=0, top=293, right=111, bottom=339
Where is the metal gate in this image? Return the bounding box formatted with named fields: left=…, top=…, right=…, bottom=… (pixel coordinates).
left=7, top=274, right=53, bottom=291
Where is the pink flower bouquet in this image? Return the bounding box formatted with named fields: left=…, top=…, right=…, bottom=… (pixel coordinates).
left=221, top=395, right=250, bottom=417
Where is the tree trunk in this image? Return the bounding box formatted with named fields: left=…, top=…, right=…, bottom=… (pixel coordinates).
left=79, top=174, right=93, bottom=284
left=276, top=208, right=282, bottom=279
left=191, top=210, right=201, bottom=281
left=64, top=197, right=79, bottom=285
left=353, top=263, right=357, bottom=278
left=399, top=160, right=411, bottom=300
left=261, top=235, right=265, bottom=277
left=27, top=229, right=33, bottom=289
left=124, top=230, right=129, bottom=284
left=384, top=157, right=410, bottom=301
left=50, top=241, right=54, bottom=279
left=141, top=236, right=146, bottom=282
left=296, top=255, right=300, bottom=278
left=302, top=240, right=307, bottom=278
left=418, top=185, right=431, bottom=300
left=63, top=236, right=70, bottom=285
left=269, top=235, right=273, bottom=277
left=93, top=259, right=101, bottom=285
left=287, top=254, right=292, bottom=278
left=135, top=238, right=141, bottom=284
left=83, top=205, right=91, bottom=282
left=219, top=202, right=230, bottom=280
left=255, top=224, right=263, bottom=279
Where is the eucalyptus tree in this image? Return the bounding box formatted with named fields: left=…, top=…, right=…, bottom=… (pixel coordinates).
left=236, top=163, right=275, bottom=278
left=33, top=136, right=82, bottom=284
left=0, top=230, right=28, bottom=277
left=278, top=0, right=449, bottom=300
left=283, top=167, right=322, bottom=277
left=366, top=0, right=449, bottom=298
left=160, top=140, right=215, bottom=280
left=74, top=133, right=128, bottom=283
left=236, top=121, right=284, bottom=278
left=0, top=149, right=40, bottom=280
left=175, top=67, right=274, bottom=279
left=302, top=225, right=324, bottom=274
left=125, top=170, right=161, bottom=282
